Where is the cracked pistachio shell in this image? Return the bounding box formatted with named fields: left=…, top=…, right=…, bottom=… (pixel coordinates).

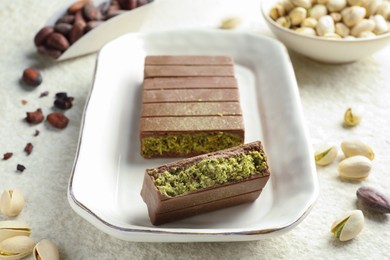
left=276, top=16, right=292, bottom=28
left=327, top=0, right=347, bottom=12
left=289, top=7, right=308, bottom=26
left=270, top=4, right=286, bottom=20
left=316, top=15, right=335, bottom=36
left=0, top=189, right=25, bottom=217
left=309, top=4, right=328, bottom=20
left=314, top=145, right=338, bottom=166
left=342, top=6, right=366, bottom=27
left=338, top=155, right=372, bottom=181
left=331, top=210, right=364, bottom=241
left=0, top=235, right=34, bottom=260
left=33, top=239, right=60, bottom=260
left=343, top=107, right=362, bottom=126
left=0, top=221, right=31, bottom=242
left=291, top=0, right=312, bottom=8
left=341, top=140, right=375, bottom=160
left=351, top=19, right=376, bottom=37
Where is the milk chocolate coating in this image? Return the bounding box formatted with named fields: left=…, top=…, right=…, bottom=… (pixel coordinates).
left=140, top=141, right=271, bottom=225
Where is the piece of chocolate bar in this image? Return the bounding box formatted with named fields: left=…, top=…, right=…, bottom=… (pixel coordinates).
left=140, top=141, right=270, bottom=225
left=140, top=55, right=245, bottom=158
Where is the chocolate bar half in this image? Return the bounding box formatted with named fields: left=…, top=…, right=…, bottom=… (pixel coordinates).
left=140, top=141, right=270, bottom=225
left=140, top=55, right=245, bottom=158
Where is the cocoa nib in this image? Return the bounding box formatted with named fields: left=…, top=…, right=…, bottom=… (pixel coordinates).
left=16, top=164, right=26, bottom=172
left=34, top=129, right=40, bottom=137
left=54, top=92, right=74, bottom=110
left=3, top=153, right=13, bottom=160
left=47, top=112, right=69, bottom=129
left=22, top=67, right=42, bottom=87
left=24, top=143, right=33, bottom=155
left=25, top=108, right=44, bottom=124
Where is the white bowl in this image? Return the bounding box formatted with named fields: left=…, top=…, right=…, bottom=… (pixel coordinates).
left=261, top=0, right=390, bottom=63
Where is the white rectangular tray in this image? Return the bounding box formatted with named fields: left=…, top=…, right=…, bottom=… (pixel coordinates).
left=68, top=29, right=318, bottom=242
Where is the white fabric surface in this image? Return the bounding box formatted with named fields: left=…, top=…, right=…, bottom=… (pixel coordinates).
left=1, top=0, right=390, bottom=259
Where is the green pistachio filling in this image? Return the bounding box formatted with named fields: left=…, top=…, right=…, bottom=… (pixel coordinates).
left=142, top=133, right=243, bottom=158
left=151, top=151, right=268, bottom=197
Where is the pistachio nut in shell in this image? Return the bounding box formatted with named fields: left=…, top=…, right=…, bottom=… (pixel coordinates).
left=0, top=189, right=25, bottom=217
left=331, top=210, right=364, bottom=241
left=357, top=186, right=390, bottom=214
left=341, top=140, right=375, bottom=160
left=0, top=221, right=31, bottom=242
left=343, top=107, right=362, bottom=127
left=338, top=155, right=372, bottom=181
left=33, top=239, right=60, bottom=260
left=314, top=145, right=338, bottom=166
left=0, top=235, right=34, bottom=260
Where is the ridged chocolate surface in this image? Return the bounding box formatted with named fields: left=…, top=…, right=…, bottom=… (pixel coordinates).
left=140, top=141, right=271, bottom=225
left=140, top=55, right=245, bottom=158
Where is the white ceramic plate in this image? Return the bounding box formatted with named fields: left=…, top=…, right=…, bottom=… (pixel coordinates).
left=68, top=29, right=318, bottom=242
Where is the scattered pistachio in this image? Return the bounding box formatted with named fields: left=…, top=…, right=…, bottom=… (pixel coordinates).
left=341, top=140, right=375, bottom=160
left=219, top=17, right=241, bottom=29
left=338, top=155, right=372, bottom=181
left=314, top=145, right=338, bottom=166
left=343, top=107, right=362, bottom=127
left=0, top=190, right=25, bottom=217
left=331, top=210, right=364, bottom=241
left=0, top=221, right=31, bottom=242
left=357, top=186, right=390, bottom=214
left=33, top=239, right=60, bottom=260
left=0, top=235, right=35, bottom=260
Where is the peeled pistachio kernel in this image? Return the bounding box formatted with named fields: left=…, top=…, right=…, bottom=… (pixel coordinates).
left=335, top=22, right=350, bottom=37
left=276, top=16, right=292, bottom=28
left=357, top=186, right=390, bottom=214
left=372, top=14, right=389, bottom=34
left=331, top=210, right=364, bottom=241
left=219, top=17, right=241, bottom=30
left=364, top=0, right=381, bottom=17
left=0, top=235, right=35, bottom=260
left=0, top=189, right=25, bottom=217
left=314, top=145, right=338, bottom=166
left=330, top=12, right=342, bottom=22
left=270, top=4, right=286, bottom=20
left=301, top=17, right=318, bottom=28
left=327, top=0, right=347, bottom=12
left=323, top=32, right=342, bottom=38
left=296, top=27, right=317, bottom=35
left=291, top=0, right=312, bottom=8
left=0, top=221, right=31, bottom=242
left=309, top=4, right=328, bottom=19
left=281, top=0, right=295, bottom=12
left=376, top=2, right=390, bottom=19
left=351, top=19, right=376, bottom=36
left=289, top=7, right=308, bottom=26
left=342, top=6, right=366, bottom=27
left=316, top=15, right=335, bottom=36
left=33, top=239, right=60, bottom=260
left=341, top=140, right=375, bottom=160
left=338, top=155, right=372, bottom=181
left=343, top=107, right=362, bottom=127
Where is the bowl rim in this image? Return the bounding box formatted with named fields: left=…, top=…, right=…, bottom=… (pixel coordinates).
left=260, top=0, right=390, bottom=44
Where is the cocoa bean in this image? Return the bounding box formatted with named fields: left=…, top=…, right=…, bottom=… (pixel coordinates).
left=74, top=10, right=87, bottom=27
left=37, top=46, right=62, bottom=59
left=54, top=23, right=73, bottom=35
left=34, top=27, right=54, bottom=46
left=56, top=15, right=75, bottom=24
left=47, top=113, right=69, bottom=129
left=83, top=3, right=102, bottom=21
left=46, top=33, right=70, bottom=51
left=68, top=0, right=90, bottom=14
left=85, top=21, right=103, bottom=32
left=68, top=22, right=85, bottom=44
left=22, top=68, right=42, bottom=87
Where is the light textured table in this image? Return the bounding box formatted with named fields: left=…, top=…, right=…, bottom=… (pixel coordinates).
left=1, top=0, right=390, bottom=259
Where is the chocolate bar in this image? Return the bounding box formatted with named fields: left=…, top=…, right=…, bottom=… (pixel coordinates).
left=140, top=55, right=245, bottom=158
left=140, top=141, right=270, bottom=225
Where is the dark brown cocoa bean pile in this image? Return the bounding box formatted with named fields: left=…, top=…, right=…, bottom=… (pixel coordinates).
left=34, top=0, right=152, bottom=59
